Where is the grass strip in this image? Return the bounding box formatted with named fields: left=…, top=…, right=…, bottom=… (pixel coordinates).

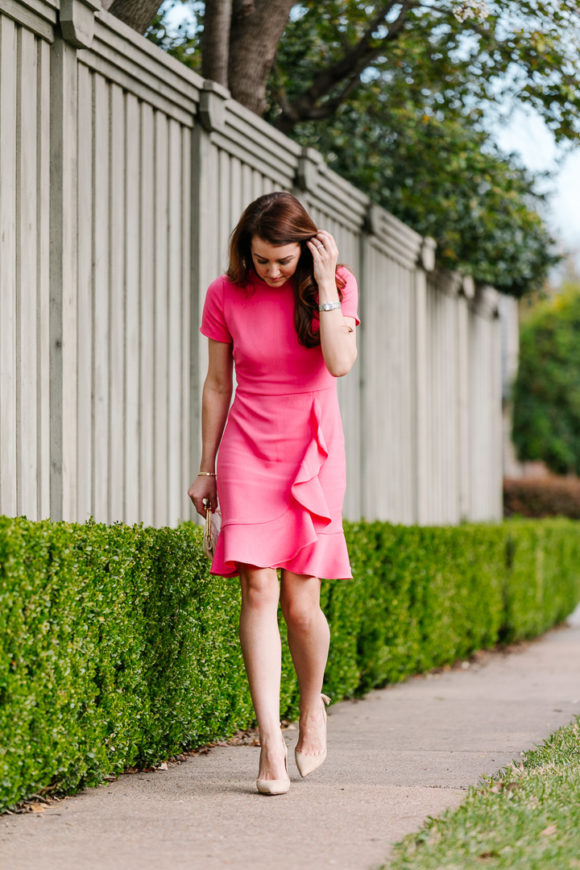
left=386, top=716, right=580, bottom=869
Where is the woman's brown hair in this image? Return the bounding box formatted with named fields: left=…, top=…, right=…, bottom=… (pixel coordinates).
left=227, top=191, right=345, bottom=348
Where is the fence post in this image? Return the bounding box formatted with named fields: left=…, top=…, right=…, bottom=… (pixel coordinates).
left=457, top=275, right=475, bottom=520
left=415, top=237, right=436, bottom=523
left=191, top=80, right=230, bottom=487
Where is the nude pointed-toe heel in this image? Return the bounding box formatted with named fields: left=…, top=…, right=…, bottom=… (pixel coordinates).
left=256, top=734, right=290, bottom=795
left=295, top=693, right=331, bottom=778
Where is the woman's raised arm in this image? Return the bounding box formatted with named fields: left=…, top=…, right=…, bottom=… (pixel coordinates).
left=307, top=230, right=357, bottom=378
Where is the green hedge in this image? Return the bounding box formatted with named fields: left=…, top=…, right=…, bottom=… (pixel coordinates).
left=1, top=515, right=579, bottom=813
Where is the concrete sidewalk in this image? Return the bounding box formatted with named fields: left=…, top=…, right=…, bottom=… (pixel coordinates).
left=1, top=605, right=579, bottom=870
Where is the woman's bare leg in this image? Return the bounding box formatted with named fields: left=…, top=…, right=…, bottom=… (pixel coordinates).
left=280, top=570, right=330, bottom=755
left=238, top=564, right=287, bottom=781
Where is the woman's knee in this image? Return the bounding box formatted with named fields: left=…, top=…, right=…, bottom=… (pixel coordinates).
left=281, top=594, right=320, bottom=633
left=239, top=565, right=279, bottom=609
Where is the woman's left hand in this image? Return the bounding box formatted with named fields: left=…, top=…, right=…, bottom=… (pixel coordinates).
left=307, top=230, right=339, bottom=290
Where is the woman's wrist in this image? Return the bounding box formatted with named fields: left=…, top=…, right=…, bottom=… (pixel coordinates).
left=199, top=457, right=216, bottom=474
left=317, top=279, right=339, bottom=304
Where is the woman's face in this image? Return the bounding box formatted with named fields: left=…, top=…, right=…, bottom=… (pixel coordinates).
left=250, top=236, right=301, bottom=287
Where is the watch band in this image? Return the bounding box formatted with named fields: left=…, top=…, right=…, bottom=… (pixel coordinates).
left=318, top=301, right=341, bottom=312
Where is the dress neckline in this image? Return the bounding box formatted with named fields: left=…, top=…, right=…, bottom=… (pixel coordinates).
left=248, top=269, right=294, bottom=292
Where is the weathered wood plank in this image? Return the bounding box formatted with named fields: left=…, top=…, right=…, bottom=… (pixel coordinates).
left=0, top=16, right=18, bottom=514
left=17, top=26, right=39, bottom=517
left=139, top=102, right=155, bottom=526
left=37, top=36, right=51, bottom=519
left=92, top=73, right=111, bottom=520
left=76, top=63, right=94, bottom=523
left=124, top=92, right=141, bottom=525
left=154, top=110, right=169, bottom=526
left=109, top=82, right=125, bottom=522
left=167, top=117, right=182, bottom=526
left=181, top=124, right=193, bottom=516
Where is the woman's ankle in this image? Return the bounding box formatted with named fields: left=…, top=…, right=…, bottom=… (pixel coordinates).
left=258, top=724, right=283, bottom=745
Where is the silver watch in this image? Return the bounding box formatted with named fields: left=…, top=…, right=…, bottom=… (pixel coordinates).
left=318, top=301, right=341, bottom=311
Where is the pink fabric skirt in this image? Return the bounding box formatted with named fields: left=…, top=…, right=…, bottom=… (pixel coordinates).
left=211, top=386, right=351, bottom=579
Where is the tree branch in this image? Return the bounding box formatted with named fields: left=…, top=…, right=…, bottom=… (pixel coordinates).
left=275, top=0, right=418, bottom=131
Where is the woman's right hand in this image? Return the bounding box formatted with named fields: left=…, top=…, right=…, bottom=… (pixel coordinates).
left=188, top=475, right=218, bottom=517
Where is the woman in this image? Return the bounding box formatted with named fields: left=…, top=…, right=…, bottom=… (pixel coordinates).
left=188, top=191, right=359, bottom=795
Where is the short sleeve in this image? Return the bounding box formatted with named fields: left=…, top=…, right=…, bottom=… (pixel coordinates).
left=200, top=277, right=233, bottom=343
left=338, top=267, right=360, bottom=325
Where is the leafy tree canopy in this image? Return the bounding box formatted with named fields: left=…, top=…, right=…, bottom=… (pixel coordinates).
left=144, top=0, right=580, bottom=295
left=273, top=79, right=560, bottom=295
left=512, top=282, right=580, bottom=475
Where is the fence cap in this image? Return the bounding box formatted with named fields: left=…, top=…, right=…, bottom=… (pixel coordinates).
left=462, top=275, right=475, bottom=299
left=296, top=147, right=324, bottom=193
left=199, top=81, right=231, bottom=133
left=420, top=237, right=437, bottom=272
left=60, top=0, right=101, bottom=49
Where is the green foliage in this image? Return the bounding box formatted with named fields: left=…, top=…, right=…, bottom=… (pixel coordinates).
left=267, top=1, right=565, bottom=296
left=1, top=514, right=579, bottom=813
left=512, top=283, right=580, bottom=473
left=268, top=1, right=580, bottom=141
left=286, top=99, right=558, bottom=296
left=145, top=1, right=571, bottom=297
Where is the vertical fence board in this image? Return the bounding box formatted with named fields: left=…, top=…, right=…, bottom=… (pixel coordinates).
left=154, top=110, right=169, bottom=526
left=139, top=101, right=155, bottom=526
left=92, top=73, right=110, bottom=519
left=218, top=148, right=231, bottom=272
left=76, top=64, right=93, bottom=522
left=37, top=36, right=51, bottom=518
left=457, top=295, right=470, bottom=520
left=124, top=92, right=140, bottom=524
left=17, top=26, right=39, bottom=516
left=181, top=124, right=193, bottom=507
left=0, top=16, right=18, bottom=514
left=109, top=83, right=126, bottom=521
left=167, top=118, right=182, bottom=524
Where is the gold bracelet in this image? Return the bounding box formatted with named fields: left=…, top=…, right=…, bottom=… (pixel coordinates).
left=197, top=471, right=216, bottom=477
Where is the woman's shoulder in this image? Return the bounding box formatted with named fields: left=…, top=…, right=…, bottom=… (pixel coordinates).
left=208, top=273, right=251, bottom=294
left=207, top=274, right=232, bottom=293
left=204, top=275, right=245, bottom=308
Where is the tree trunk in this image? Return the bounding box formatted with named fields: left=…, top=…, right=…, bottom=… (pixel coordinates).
left=201, top=0, right=232, bottom=86
left=227, top=0, right=294, bottom=116
left=107, top=0, right=163, bottom=34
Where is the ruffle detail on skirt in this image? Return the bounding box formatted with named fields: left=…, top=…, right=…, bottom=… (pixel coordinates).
left=210, top=521, right=351, bottom=580
left=290, top=395, right=333, bottom=527
left=210, top=504, right=319, bottom=577
left=275, top=531, right=352, bottom=579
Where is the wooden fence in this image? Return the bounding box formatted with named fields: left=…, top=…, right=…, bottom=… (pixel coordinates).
left=0, top=0, right=507, bottom=527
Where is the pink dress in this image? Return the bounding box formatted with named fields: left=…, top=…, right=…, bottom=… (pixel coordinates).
left=200, top=266, right=360, bottom=579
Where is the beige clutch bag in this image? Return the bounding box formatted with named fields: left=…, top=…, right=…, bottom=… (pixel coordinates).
left=202, top=498, right=222, bottom=559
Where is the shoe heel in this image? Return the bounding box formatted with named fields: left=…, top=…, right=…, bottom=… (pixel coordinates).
left=256, top=733, right=290, bottom=795
left=295, top=693, right=330, bottom=778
